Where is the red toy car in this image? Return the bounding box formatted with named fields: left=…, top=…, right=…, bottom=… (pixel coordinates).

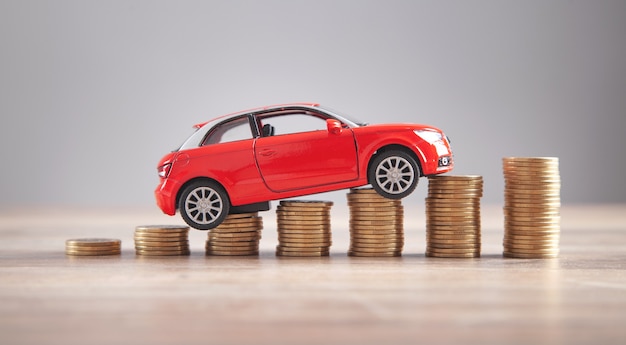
left=155, top=103, right=453, bottom=230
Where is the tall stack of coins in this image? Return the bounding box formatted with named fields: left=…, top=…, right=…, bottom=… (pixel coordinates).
left=276, top=200, right=332, bottom=257
left=502, top=157, right=560, bottom=258
left=425, top=175, right=483, bottom=258
left=134, top=225, right=190, bottom=256
left=206, top=212, right=263, bottom=256
left=65, top=238, right=121, bottom=256
left=347, top=188, right=403, bottom=257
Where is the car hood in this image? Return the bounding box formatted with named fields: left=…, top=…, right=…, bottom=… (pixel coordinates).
left=355, top=123, right=443, bottom=133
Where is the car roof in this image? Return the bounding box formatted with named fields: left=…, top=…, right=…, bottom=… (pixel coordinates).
left=193, top=102, right=320, bottom=129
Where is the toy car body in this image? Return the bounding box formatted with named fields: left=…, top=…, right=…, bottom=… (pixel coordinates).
left=155, top=103, right=453, bottom=229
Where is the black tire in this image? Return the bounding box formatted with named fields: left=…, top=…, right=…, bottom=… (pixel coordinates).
left=178, top=180, right=230, bottom=230
left=367, top=150, right=420, bottom=199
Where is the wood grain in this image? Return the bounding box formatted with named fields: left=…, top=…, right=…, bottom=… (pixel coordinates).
left=1, top=204, right=625, bottom=345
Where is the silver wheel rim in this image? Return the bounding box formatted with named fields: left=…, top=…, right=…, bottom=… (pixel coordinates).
left=184, top=186, right=223, bottom=225
left=375, top=156, right=415, bottom=194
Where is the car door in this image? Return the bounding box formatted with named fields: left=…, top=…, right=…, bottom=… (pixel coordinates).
left=254, top=112, right=358, bottom=192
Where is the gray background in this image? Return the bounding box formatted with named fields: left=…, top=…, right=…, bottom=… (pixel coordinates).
left=1, top=0, right=625, bottom=209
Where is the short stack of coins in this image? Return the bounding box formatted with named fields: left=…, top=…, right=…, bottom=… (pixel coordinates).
left=502, top=157, right=560, bottom=258
left=347, top=188, right=404, bottom=257
left=134, top=225, right=190, bottom=256
left=276, top=200, right=333, bottom=257
left=425, top=175, right=483, bottom=258
left=65, top=238, right=121, bottom=256
left=206, top=212, right=263, bottom=256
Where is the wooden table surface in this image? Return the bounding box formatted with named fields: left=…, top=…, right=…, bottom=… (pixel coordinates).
left=1, top=204, right=625, bottom=345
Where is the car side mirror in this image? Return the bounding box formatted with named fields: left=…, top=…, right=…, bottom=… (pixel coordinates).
left=326, top=119, right=343, bottom=135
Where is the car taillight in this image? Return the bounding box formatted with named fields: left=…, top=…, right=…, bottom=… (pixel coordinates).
left=158, top=163, right=172, bottom=178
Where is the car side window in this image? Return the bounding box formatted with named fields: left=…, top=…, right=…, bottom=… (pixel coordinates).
left=260, top=113, right=327, bottom=136
left=202, top=116, right=253, bottom=146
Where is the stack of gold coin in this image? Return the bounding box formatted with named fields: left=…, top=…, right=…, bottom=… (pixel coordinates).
left=134, top=225, right=190, bottom=256
left=65, top=238, right=121, bottom=256
left=276, top=200, right=333, bottom=257
left=206, top=212, right=263, bottom=256
left=425, top=175, right=483, bottom=258
left=347, top=188, right=403, bottom=257
left=502, top=157, right=560, bottom=258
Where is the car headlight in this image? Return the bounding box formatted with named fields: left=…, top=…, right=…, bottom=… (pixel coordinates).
left=414, top=129, right=443, bottom=144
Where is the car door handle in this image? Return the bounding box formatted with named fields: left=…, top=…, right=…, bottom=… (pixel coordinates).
left=259, top=149, right=276, bottom=157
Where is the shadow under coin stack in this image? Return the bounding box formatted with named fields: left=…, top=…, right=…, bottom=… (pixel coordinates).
left=206, top=213, right=263, bottom=256
left=134, top=225, right=190, bottom=256
left=425, top=175, right=483, bottom=258
left=502, top=157, right=560, bottom=258
left=347, top=188, right=404, bottom=257
left=276, top=200, right=333, bottom=257
left=65, top=238, right=121, bottom=256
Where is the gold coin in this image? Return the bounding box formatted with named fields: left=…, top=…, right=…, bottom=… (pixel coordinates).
left=427, top=236, right=480, bottom=243
left=215, top=219, right=263, bottom=227
left=427, top=237, right=480, bottom=244
left=503, top=243, right=559, bottom=250
left=276, top=204, right=331, bottom=211
left=277, top=215, right=331, bottom=222
left=350, top=242, right=403, bottom=249
left=134, top=230, right=189, bottom=237
left=348, top=249, right=402, bottom=256
left=349, top=225, right=403, bottom=232
left=207, top=249, right=258, bottom=256
left=66, top=249, right=121, bottom=256
left=346, top=193, right=392, bottom=201
left=276, top=245, right=330, bottom=253
left=350, top=232, right=404, bottom=240
left=427, top=193, right=484, bottom=199
left=503, top=251, right=558, bottom=259
left=278, top=242, right=332, bottom=249
left=136, top=250, right=190, bottom=256
left=278, top=234, right=332, bottom=240
left=276, top=210, right=330, bottom=217
left=504, top=235, right=560, bottom=242
left=503, top=208, right=560, bottom=215
left=135, top=240, right=189, bottom=247
left=348, top=246, right=403, bottom=253
left=276, top=251, right=330, bottom=257
left=426, top=248, right=480, bottom=255
left=225, top=212, right=258, bottom=219
left=428, top=240, right=480, bottom=247
left=206, top=243, right=259, bottom=250
left=278, top=227, right=331, bottom=234
left=278, top=235, right=332, bottom=241
left=428, top=188, right=483, bottom=195
left=426, top=197, right=481, bottom=204
left=426, top=252, right=480, bottom=258
left=427, top=227, right=480, bottom=233
left=207, top=238, right=259, bottom=245
left=208, top=231, right=261, bottom=241
left=350, top=215, right=402, bottom=222
left=350, top=238, right=404, bottom=246
left=428, top=175, right=483, bottom=181
left=66, top=238, right=121, bottom=246
left=280, top=200, right=333, bottom=206
left=348, top=201, right=401, bottom=208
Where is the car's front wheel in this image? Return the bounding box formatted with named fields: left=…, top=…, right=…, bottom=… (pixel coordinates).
left=179, top=180, right=230, bottom=230
left=368, top=150, right=420, bottom=199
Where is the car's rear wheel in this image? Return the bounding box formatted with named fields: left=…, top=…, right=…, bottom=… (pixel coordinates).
left=179, top=180, right=230, bottom=230
left=368, top=150, right=420, bottom=199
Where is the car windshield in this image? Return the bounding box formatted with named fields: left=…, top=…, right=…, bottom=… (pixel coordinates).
left=318, top=105, right=368, bottom=127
